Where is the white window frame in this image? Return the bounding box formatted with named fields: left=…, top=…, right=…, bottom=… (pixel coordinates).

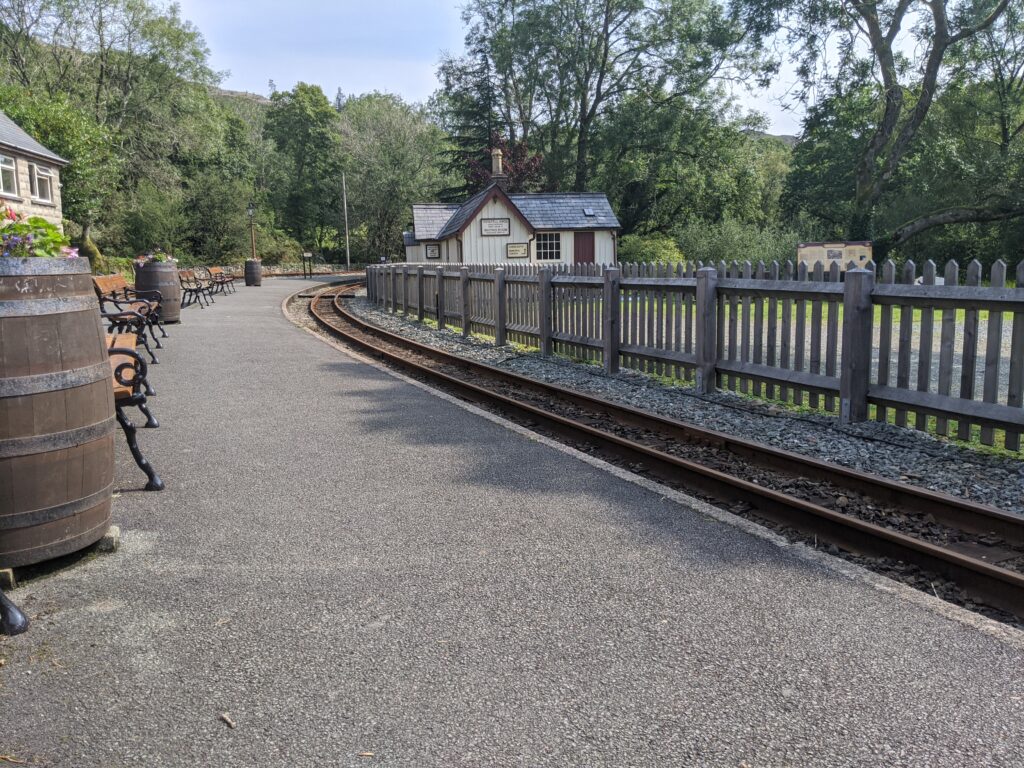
left=535, top=232, right=561, bottom=261
left=28, top=162, right=54, bottom=203
left=0, top=154, right=17, bottom=197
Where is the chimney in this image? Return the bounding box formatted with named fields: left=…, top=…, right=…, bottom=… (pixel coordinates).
left=490, top=147, right=508, bottom=190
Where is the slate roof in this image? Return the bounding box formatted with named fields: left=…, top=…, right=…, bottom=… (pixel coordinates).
left=0, top=109, right=67, bottom=165
left=435, top=188, right=490, bottom=240
left=508, top=192, right=619, bottom=230
left=412, top=203, right=461, bottom=241
left=427, top=184, right=620, bottom=241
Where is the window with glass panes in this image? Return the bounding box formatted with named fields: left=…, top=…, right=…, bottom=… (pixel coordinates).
left=0, top=155, right=16, bottom=196
left=29, top=163, right=54, bottom=202
left=535, top=232, right=560, bottom=261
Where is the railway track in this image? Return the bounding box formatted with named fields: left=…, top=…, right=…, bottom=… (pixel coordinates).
left=302, top=282, right=1024, bottom=623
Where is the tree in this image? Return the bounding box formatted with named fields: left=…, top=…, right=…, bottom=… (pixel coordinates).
left=443, top=0, right=771, bottom=191
left=463, top=132, right=544, bottom=194
left=264, top=82, right=343, bottom=249
left=433, top=51, right=500, bottom=199
left=0, top=86, right=119, bottom=258
left=338, top=93, right=448, bottom=259
left=749, top=0, right=1017, bottom=250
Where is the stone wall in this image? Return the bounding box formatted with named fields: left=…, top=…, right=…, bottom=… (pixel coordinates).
left=0, top=152, right=64, bottom=230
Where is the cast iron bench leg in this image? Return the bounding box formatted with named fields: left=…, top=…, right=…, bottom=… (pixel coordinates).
left=0, top=589, right=29, bottom=636
left=137, top=328, right=159, bottom=365
left=138, top=401, right=160, bottom=429
left=116, top=407, right=164, bottom=491
left=147, top=316, right=163, bottom=349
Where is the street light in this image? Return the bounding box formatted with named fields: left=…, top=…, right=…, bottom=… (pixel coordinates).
left=245, top=200, right=261, bottom=287
left=246, top=200, right=256, bottom=261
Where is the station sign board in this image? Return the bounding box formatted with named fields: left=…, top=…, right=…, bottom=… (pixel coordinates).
left=506, top=243, right=529, bottom=259
left=481, top=218, right=510, bottom=237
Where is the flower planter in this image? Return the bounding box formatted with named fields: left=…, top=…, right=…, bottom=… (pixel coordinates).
left=0, top=257, right=114, bottom=567
left=134, top=260, right=182, bottom=323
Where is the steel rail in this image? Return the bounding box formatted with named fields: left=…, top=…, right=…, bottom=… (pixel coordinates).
left=307, top=284, right=1024, bottom=619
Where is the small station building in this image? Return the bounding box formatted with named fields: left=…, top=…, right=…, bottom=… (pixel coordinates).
left=404, top=149, right=620, bottom=266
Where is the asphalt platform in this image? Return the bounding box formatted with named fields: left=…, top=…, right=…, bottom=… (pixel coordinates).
left=2, top=277, right=1023, bottom=767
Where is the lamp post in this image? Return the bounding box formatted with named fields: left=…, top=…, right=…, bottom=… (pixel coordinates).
left=244, top=200, right=261, bottom=287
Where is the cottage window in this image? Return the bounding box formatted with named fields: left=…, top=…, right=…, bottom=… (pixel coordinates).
left=28, top=163, right=54, bottom=203
left=0, top=155, right=16, bottom=196
left=535, top=232, right=561, bottom=261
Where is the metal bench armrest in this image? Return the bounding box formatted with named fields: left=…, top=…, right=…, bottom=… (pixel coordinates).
left=108, top=346, right=149, bottom=397
left=126, top=287, right=163, bottom=303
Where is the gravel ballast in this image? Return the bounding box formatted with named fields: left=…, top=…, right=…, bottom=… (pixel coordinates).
left=347, top=296, right=1024, bottom=516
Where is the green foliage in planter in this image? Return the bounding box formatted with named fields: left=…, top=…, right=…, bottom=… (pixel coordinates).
left=1, top=208, right=75, bottom=258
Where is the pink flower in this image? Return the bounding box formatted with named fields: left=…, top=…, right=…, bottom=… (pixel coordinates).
left=60, top=246, right=79, bottom=259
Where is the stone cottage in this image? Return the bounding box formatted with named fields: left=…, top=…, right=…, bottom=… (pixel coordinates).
left=0, top=108, right=67, bottom=229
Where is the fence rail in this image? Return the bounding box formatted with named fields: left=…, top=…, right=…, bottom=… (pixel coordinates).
left=366, top=259, right=1024, bottom=453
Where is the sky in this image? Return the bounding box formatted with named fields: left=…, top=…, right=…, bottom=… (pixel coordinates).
left=174, top=0, right=805, bottom=135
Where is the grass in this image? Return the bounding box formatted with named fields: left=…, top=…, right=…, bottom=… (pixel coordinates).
left=380, top=302, right=1022, bottom=461
left=629, top=295, right=1006, bottom=327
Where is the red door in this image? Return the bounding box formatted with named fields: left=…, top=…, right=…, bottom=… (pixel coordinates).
left=574, top=231, right=595, bottom=264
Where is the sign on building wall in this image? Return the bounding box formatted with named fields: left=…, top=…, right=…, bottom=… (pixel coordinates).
left=425, top=244, right=441, bottom=259
left=506, top=243, right=529, bottom=259
left=481, top=218, right=510, bottom=236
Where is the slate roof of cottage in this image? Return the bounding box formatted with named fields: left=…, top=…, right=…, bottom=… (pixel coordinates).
left=411, top=203, right=461, bottom=242
left=435, top=188, right=491, bottom=240
left=0, top=109, right=67, bottom=165
left=508, top=192, right=619, bottom=230
left=426, top=184, right=620, bottom=241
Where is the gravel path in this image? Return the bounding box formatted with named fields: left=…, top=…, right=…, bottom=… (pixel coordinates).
left=348, top=297, right=1024, bottom=516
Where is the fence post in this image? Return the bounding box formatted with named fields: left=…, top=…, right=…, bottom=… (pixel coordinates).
left=603, top=267, right=620, bottom=374
left=436, top=266, right=446, bottom=331
left=390, top=266, right=398, bottom=313
left=366, top=267, right=373, bottom=302
left=539, top=267, right=553, bottom=356
left=460, top=267, right=471, bottom=338
left=695, top=266, right=718, bottom=394
left=495, top=267, right=507, bottom=346
left=416, top=266, right=425, bottom=322
left=840, top=267, right=875, bottom=423
left=401, top=265, right=409, bottom=314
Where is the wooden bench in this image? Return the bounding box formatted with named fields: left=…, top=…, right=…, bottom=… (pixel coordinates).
left=107, top=333, right=164, bottom=491
left=178, top=269, right=215, bottom=307
left=201, top=266, right=236, bottom=294
left=94, top=274, right=165, bottom=363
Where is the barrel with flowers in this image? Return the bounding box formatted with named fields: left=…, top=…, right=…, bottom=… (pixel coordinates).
left=0, top=207, right=114, bottom=567
left=134, top=249, right=182, bottom=323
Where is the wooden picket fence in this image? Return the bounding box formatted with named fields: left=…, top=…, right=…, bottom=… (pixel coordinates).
left=366, top=259, right=1024, bottom=453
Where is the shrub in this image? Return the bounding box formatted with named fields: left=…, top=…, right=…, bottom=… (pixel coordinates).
left=617, top=233, right=685, bottom=264
left=674, top=219, right=800, bottom=266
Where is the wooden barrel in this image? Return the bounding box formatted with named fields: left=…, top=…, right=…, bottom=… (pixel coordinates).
left=0, top=257, right=114, bottom=568
left=134, top=260, right=182, bottom=323
left=244, top=259, right=262, bottom=287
